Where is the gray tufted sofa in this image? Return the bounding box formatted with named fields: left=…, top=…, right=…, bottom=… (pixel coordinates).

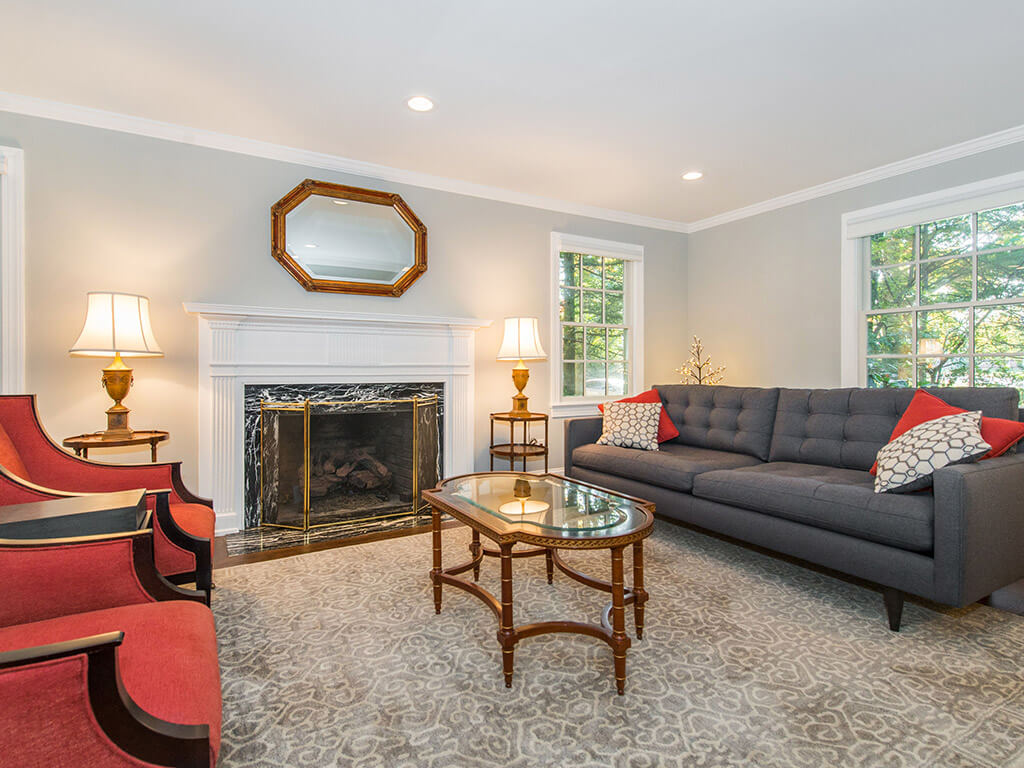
left=564, top=385, right=1024, bottom=630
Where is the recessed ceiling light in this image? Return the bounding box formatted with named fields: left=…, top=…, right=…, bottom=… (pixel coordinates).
left=407, top=96, right=434, bottom=112
left=332, top=199, right=348, bottom=205
left=682, top=171, right=703, bottom=181
left=304, top=243, right=317, bottom=248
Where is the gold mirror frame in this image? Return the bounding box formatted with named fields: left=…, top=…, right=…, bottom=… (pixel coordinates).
left=271, top=179, right=428, bottom=297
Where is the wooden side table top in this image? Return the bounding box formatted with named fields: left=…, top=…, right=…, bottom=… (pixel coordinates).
left=62, top=430, right=169, bottom=462
left=489, top=411, right=549, bottom=422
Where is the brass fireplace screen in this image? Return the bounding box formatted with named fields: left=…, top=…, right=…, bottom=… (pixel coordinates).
left=260, top=396, right=439, bottom=531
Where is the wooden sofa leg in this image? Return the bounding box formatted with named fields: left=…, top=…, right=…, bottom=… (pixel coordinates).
left=883, top=588, right=903, bottom=632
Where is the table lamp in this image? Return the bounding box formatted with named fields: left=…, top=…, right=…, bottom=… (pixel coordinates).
left=69, top=292, right=163, bottom=437
left=496, top=317, right=546, bottom=415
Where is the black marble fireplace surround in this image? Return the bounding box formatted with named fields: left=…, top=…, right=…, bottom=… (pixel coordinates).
left=243, top=382, right=445, bottom=530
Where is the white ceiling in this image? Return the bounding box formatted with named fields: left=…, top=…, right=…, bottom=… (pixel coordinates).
left=3, top=0, right=1024, bottom=223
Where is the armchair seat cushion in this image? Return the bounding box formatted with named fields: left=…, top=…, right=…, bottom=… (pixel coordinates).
left=692, top=462, right=935, bottom=553
left=157, top=502, right=216, bottom=577
left=572, top=442, right=762, bottom=493
left=0, top=600, right=221, bottom=766
left=170, top=502, right=216, bottom=547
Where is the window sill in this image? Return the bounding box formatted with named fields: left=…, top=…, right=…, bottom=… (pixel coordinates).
left=550, top=400, right=605, bottom=419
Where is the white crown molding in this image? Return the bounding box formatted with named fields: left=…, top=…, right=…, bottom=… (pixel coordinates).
left=0, top=145, right=25, bottom=394
left=686, top=122, right=1024, bottom=233
left=841, top=168, right=1024, bottom=238
left=4, top=91, right=1024, bottom=237
left=0, top=91, right=689, bottom=234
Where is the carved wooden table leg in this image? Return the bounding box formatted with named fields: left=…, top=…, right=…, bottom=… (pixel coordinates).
left=431, top=506, right=443, bottom=614
left=610, top=545, right=629, bottom=695
left=633, top=540, right=648, bottom=640
left=499, top=542, right=516, bottom=688
left=545, top=548, right=554, bottom=585
left=470, top=529, right=481, bottom=582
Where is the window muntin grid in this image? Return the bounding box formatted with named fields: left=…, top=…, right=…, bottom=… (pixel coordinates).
left=864, top=203, right=1024, bottom=392
left=559, top=251, right=630, bottom=398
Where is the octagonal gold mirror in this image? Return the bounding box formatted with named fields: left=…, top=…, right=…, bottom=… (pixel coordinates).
left=271, top=179, right=427, bottom=296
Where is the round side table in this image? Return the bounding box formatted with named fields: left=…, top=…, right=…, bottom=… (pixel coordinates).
left=62, top=430, right=170, bottom=462
left=489, top=411, right=548, bottom=472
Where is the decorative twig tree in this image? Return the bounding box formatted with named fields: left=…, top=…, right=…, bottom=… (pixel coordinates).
left=675, top=336, right=726, bottom=385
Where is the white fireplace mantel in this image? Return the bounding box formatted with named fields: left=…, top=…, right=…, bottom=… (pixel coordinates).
left=184, top=303, right=490, bottom=533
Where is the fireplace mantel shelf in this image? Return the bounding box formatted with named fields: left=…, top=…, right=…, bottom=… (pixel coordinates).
left=183, top=302, right=490, bottom=330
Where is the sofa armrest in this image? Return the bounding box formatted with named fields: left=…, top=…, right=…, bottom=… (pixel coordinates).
left=563, top=416, right=603, bottom=474
left=0, top=632, right=210, bottom=768
left=932, top=453, right=1024, bottom=606
left=0, top=529, right=206, bottom=626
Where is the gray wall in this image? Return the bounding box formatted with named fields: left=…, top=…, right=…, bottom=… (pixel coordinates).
left=686, top=142, right=1024, bottom=387
left=0, top=111, right=688, bottom=491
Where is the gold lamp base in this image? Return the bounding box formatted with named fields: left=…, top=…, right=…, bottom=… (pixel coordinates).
left=101, top=352, right=135, bottom=437
left=510, top=360, right=532, bottom=415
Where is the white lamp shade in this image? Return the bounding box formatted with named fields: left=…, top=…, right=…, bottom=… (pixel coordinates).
left=69, top=292, right=163, bottom=358
left=496, top=317, right=546, bottom=361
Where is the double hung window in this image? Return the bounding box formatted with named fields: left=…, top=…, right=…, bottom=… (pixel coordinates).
left=864, top=202, right=1024, bottom=393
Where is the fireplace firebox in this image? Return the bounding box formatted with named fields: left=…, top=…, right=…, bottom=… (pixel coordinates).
left=260, top=396, right=439, bottom=531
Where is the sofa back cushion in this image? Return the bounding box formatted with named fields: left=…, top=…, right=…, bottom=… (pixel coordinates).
left=654, top=385, right=780, bottom=461
left=769, top=387, right=1020, bottom=470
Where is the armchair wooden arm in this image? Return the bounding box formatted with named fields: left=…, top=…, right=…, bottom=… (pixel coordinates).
left=150, top=490, right=213, bottom=601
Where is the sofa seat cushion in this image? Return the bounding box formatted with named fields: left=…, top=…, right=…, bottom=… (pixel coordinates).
left=0, top=600, right=221, bottom=765
left=692, top=462, right=934, bottom=553
left=572, top=442, right=762, bottom=493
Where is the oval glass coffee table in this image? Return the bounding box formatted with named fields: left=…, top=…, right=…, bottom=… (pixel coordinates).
left=422, top=472, right=654, bottom=695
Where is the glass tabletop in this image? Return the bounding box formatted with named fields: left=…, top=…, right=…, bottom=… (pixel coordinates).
left=435, top=473, right=650, bottom=535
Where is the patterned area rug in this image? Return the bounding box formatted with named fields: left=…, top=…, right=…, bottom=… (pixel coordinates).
left=212, top=523, right=1024, bottom=767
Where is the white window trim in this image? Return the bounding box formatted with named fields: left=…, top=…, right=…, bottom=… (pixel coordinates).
left=840, top=169, right=1024, bottom=387
left=0, top=146, right=25, bottom=394
left=549, top=232, right=644, bottom=418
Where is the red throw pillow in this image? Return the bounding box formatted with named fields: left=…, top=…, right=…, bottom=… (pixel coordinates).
left=0, top=421, right=29, bottom=479
left=599, top=389, right=680, bottom=443
left=870, top=389, right=1024, bottom=474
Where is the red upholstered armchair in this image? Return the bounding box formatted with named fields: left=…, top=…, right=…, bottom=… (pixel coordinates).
left=0, top=395, right=214, bottom=600
left=0, top=523, right=222, bottom=767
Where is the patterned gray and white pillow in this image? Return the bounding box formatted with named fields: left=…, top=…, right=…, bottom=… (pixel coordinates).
left=597, top=401, right=661, bottom=451
left=874, top=410, right=991, bottom=494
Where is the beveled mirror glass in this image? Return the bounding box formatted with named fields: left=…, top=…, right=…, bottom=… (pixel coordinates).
left=272, top=180, right=427, bottom=296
